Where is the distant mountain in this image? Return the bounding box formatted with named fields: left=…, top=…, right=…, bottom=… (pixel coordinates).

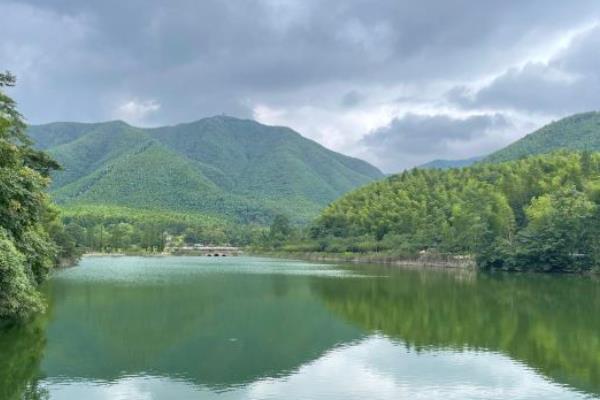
left=485, top=111, right=600, bottom=162
left=418, top=111, right=600, bottom=169
left=418, top=156, right=484, bottom=170
left=28, top=117, right=383, bottom=223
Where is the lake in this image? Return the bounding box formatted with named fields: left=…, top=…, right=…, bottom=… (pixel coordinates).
left=1, top=256, right=599, bottom=400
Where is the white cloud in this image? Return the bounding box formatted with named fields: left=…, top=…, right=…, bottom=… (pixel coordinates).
left=114, top=99, right=161, bottom=126
left=39, top=336, right=589, bottom=399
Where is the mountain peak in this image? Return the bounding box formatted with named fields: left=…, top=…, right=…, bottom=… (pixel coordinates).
left=484, top=111, right=600, bottom=163
left=27, top=118, right=383, bottom=222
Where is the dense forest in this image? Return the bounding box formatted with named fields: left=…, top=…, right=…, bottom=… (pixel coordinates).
left=28, top=118, right=383, bottom=223
left=418, top=156, right=484, bottom=170
left=418, top=111, right=600, bottom=170
left=0, top=73, right=79, bottom=323
left=281, top=151, right=600, bottom=272
left=59, top=204, right=267, bottom=252
left=484, top=111, right=600, bottom=163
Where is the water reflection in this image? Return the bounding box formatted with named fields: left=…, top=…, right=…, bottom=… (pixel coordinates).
left=0, top=257, right=598, bottom=399
left=0, top=318, right=49, bottom=400
left=35, top=337, right=594, bottom=400
left=40, top=257, right=362, bottom=389
left=312, top=265, right=600, bottom=396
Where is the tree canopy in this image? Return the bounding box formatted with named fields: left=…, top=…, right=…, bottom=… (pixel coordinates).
left=0, top=72, right=77, bottom=323
left=303, top=151, right=600, bottom=272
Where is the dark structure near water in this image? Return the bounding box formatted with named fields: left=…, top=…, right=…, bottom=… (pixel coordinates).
left=172, top=246, right=242, bottom=257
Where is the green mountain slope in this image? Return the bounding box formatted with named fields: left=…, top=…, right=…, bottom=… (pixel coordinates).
left=418, top=111, right=600, bottom=169
left=305, top=151, right=600, bottom=272
left=30, top=121, right=152, bottom=188
left=418, top=156, right=483, bottom=169
left=485, top=111, right=600, bottom=162
left=28, top=117, right=383, bottom=222
left=147, top=117, right=381, bottom=202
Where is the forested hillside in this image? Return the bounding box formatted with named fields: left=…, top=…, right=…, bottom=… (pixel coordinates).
left=418, top=156, right=483, bottom=169
left=58, top=204, right=267, bottom=252
left=28, top=118, right=383, bottom=223
left=298, top=151, right=600, bottom=272
left=485, top=111, right=600, bottom=162
left=417, top=111, right=600, bottom=169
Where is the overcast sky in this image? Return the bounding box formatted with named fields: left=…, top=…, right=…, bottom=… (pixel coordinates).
left=2, top=0, right=600, bottom=172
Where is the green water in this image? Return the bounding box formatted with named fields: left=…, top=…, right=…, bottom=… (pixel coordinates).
left=1, top=256, right=599, bottom=400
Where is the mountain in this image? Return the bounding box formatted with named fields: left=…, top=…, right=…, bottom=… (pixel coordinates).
left=418, top=156, right=484, bottom=169
left=418, top=111, right=600, bottom=169
left=28, top=116, right=384, bottom=223
left=485, top=111, right=600, bottom=162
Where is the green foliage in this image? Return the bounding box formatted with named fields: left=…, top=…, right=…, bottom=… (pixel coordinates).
left=307, top=151, right=600, bottom=272
left=485, top=111, right=600, bottom=162
left=496, top=188, right=597, bottom=272
left=269, top=214, right=292, bottom=243
left=27, top=117, right=383, bottom=223
left=0, top=72, right=78, bottom=322
left=418, top=156, right=483, bottom=169
left=58, top=204, right=265, bottom=251
left=0, top=229, right=44, bottom=321
left=421, top=112, right=600, bottom=170
left=255, top=214, right=302, bottom=249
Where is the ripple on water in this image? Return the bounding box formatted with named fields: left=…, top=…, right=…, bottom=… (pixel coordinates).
left=51, top=256, right=362, bottom=285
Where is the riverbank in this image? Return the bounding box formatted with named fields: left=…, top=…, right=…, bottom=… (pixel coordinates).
left=83, top=251, right=170, bottom=257
left=81, top=249, right=473, bottom=268
left=254, top=251, right=476, bottom=269
left=83, top=247, right=243, bottom=257
left=56, top=255, right=83, bottom=268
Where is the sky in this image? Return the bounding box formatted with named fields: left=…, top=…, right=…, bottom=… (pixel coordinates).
left=2, top=0, right=600, bottom=172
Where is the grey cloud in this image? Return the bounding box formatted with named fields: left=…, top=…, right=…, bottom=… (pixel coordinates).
left=5, top=1, right=600, bottom=120
left=361, top=113, right=511, bottom=172
left=453, top=25, right=600, bottom=115
left=340, top=90, right=365, bottom=108
left=2, top=0, right=600, bottom=170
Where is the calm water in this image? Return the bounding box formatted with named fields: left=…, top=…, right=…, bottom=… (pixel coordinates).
left=1, top=256, right=599, bottom=400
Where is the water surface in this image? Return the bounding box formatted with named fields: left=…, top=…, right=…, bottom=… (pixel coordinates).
left=1, top=256, right=598, bottom=399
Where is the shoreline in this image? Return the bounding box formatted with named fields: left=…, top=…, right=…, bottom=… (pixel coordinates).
left=253, top=251, right=476, bottom=269
left=80, top=250, right=474, bottom=268
left=70, top=252, right=599, bottom=275
left=83, top=252, right=171, bottom=257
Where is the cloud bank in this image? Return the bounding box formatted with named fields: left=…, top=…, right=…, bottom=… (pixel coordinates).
left=2, top=0, right=600, bottom=171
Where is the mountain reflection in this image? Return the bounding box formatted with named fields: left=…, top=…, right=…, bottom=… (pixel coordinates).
left=38, top=259, right=362, bottom=389
left=311, top=265, right=600, bottom=396
left=1, top=257, right=598, bottom=400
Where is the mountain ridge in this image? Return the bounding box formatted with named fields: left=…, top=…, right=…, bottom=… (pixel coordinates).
left=418, top=156, right=484, bottom=170
left=28, top=116, right=384, bottom=223
left=418, top=111, right=600, bottom=169
left=483, top=111, right=600, bottom=162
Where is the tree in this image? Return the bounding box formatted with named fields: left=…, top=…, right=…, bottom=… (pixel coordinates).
left=507, top=188, right=597, bottom=272
left=0, top=229, right=44, bottom=321
left=109, top=223, right=133, bottom=251
left=304, top=151, right=600, bottom=272
left=0, top=72, right=69, bottom=322
left=269, top=214, right=292, bottom=246
left=183, top=227, right=201, bottom=245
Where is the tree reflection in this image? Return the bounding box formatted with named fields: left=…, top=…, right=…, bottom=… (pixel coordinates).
left=39, top=273, right=361, bottom=388
left=312, top=266, right=600, bottom=395
left=0, top=317, right=49, bottom=400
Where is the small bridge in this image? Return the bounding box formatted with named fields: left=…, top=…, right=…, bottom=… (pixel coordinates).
left=200, top=246, right=241, bottom=257
left=172, top=246, right=242, bottom=257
